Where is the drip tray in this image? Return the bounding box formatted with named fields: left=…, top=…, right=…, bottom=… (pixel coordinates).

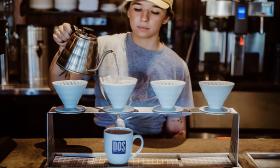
left=49, top=153, right=241, bottom=167
left=246, top=152, right=280, bottom=168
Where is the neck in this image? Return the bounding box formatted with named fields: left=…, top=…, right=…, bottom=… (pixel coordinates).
left=131, top=33, right=163, bottom=51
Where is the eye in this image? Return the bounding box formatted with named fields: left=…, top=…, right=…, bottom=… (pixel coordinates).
left=151, top=8, right=162, bottom=15
left=151, top=10, right=160, bottom=15
left=132, top=4, right=142, bottom=12
left=133, top=7, right=142, bottom=12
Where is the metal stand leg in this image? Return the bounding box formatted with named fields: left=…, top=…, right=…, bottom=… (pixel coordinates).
left=229, top=109, right=240, bottom=167
left=47, top=112, right=55, bottom=166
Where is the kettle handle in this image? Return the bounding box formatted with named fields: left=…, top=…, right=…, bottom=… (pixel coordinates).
left=87, top=50, right=114, bottom=72
left=71, top=25, right=95, bottom=36
left=70, top=25, right=79, bottom=35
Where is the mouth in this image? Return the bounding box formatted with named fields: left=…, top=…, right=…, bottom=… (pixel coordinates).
left=137, top=26, right=150, bottom=31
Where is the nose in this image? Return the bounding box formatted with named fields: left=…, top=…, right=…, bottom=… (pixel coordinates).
left=140, top=10, right=149, bottom=22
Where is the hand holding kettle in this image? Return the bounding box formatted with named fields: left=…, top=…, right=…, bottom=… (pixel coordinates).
left=52, top=23, right=114, bottom=75
left=53, top=23, right=72, bottom=50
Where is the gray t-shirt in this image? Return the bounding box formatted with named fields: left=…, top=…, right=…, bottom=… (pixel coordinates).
left=94, top=33, right=193, bottom=135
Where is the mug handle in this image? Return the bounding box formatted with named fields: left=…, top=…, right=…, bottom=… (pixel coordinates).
left=131, top=135, right=144, bottom=159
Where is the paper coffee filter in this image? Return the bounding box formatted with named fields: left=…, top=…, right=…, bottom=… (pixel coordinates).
left=52, top=80, right=88, bottom=86
left=101, top=76, right=137, bottom=85
left=199, top=81, right=234, bottom=86
left=151, top=80, right=185, bottom=86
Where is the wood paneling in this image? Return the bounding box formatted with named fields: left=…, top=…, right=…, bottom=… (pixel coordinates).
left=174, top=0, right=200, bottom=28
left=173, top=0, right=201, bottom=58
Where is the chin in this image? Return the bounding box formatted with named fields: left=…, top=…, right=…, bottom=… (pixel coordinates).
left=133, top=31, right=154, bottom=39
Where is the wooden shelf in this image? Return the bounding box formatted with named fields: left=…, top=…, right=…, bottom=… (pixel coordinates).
left=26, top=9, right=120, bottom=17
left=24, top=9, right=124, bottom=26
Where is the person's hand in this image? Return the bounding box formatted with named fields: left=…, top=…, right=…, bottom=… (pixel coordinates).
left=166, top=117, right=186, bottom=138
left=53, top=22, right=72, bottom=50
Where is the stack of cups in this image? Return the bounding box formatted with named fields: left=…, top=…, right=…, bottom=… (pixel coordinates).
left=54, top=0, right=77, bottom=11
left=29, top=0, right=53, bottom=10
left=79, top=0, right=99, bottom=12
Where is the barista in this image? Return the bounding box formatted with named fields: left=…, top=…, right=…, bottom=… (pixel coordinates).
left=49, top=0, right=194, bottom=138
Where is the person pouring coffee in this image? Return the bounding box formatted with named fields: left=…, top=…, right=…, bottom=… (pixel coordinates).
left=49, top=0, right=194, bottom=138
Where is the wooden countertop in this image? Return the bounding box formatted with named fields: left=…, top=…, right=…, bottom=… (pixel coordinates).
left=1, top=138, right=280, bottom=168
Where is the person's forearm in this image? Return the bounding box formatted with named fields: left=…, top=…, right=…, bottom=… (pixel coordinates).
left=49, top=50, right=67, bottom=83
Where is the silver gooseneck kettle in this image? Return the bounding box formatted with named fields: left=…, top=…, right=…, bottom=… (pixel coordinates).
left=56, top=25, right=114, bottom=74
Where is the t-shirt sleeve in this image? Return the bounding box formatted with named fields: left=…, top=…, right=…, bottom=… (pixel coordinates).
left=175, top=60, right=194, bottom=108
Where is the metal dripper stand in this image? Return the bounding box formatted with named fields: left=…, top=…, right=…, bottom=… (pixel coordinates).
left=46, top=107, right=241, bottom=167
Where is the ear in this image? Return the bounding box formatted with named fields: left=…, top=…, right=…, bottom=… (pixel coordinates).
left=162, top=16, right=170, bottom=25
left=127, top=9, right=131, bottom=18
left=126, top=3, right=132, bottom=18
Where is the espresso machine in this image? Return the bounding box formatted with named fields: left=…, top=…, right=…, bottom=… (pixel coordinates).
left=199, top=0, right=274, bottom=78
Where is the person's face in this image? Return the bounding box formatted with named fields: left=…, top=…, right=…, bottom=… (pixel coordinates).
left=127, top=0, right=170, bottom=39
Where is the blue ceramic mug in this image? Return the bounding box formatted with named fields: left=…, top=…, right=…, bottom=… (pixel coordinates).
left=104, top=127, right=144, bottom=165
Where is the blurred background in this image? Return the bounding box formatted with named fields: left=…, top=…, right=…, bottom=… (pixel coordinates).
left=0, top=0, right=279, bottom=140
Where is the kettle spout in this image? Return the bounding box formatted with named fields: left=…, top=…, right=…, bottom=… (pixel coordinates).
left=87, top=50, right=115, bottom=72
